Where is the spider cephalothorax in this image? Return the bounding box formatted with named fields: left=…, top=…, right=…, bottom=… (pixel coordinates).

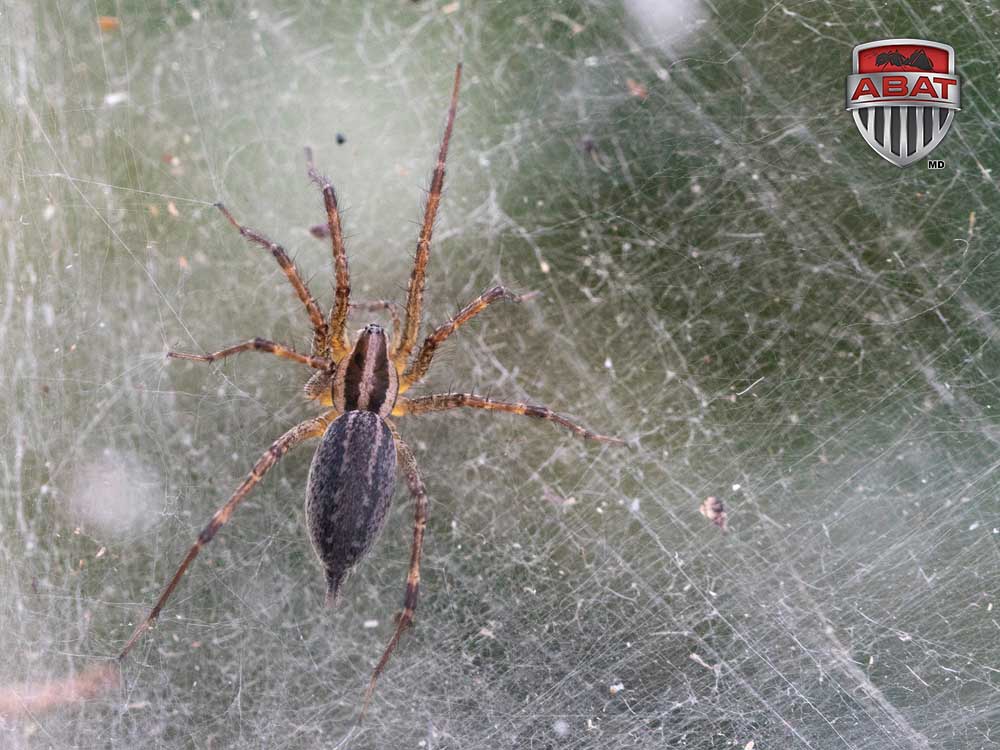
left=118, top=63, right=622, bottom=713
left=331, top=324, right=398, bottom=416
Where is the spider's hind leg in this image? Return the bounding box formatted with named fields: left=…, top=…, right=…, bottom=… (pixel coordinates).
left=118, top=410, right=337, bottom=660
left=361, top=422, right=428, bottom=717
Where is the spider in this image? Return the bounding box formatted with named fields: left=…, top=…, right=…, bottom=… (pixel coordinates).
left=118, top=63, right=623, bottom=711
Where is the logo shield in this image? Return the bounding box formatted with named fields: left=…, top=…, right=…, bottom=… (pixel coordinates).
left=846, top=39, right=961, bottom=167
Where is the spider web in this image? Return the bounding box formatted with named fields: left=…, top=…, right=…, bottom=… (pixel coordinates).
left=1, top=1, right=998, bottom=748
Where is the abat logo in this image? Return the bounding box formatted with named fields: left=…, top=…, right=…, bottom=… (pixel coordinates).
left=845, top=39, right=961, bottom=167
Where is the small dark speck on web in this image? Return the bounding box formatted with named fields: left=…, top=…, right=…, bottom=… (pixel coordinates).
left=336, top=133, right=346, bottom=145
left=579, top=135, right=608, bottom=171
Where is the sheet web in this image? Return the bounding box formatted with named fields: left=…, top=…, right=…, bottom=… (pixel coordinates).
left=0, top=1, right=997, bottom=748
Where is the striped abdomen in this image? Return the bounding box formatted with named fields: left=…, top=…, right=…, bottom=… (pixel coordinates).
left=305, top=410, right=397, bottom=606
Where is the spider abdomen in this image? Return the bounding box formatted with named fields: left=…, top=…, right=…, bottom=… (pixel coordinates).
left=305, top=410, right=397, bottom=606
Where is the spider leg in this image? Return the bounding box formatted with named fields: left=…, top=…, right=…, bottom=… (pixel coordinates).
left=393, top=63, right=463, bottom=369
left=118, top=410, right=338, bottom=661
left=168, top=338, right=332, bottom=370
left=394, top=393, right=624, bottom=444
left=399, top=286, right=537, bottom=393
left=305, top=148, right=351, bottom=360
left=361, top=421, right=428, bottom=717
left=215, top=203, right=329, bottom=357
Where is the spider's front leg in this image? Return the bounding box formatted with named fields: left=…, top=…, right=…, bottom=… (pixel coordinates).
left=399, top=285, right=537, bottom=392
left=393, top=63, right=462, bottom=369
left=305, top=148, right=352, bottom=360
left=214, top=203, right=329, bottom=357
left=361, top=422, right=429, bottom=717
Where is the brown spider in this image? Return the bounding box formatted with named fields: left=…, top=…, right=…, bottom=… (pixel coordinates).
left=118, top=63, right=622, bottom=711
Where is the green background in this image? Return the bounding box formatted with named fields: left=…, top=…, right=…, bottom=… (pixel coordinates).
left=1, top=1, right=997, bottom=747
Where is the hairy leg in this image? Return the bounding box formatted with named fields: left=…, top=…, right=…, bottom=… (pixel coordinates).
left=399, top=286, right=536, bottom=392
left=393, top=63, right=463, bottom=368
left=168, top=338, right=331, bottom=370
left=361, top=422, right=428, bottom=717
left=118, top=410, right=337, bottom=660
left=395, top=393, right=624, bottom=444
left=305, top=148, right=351, bottom=359
left=215, top=203, right=329, bottom=357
